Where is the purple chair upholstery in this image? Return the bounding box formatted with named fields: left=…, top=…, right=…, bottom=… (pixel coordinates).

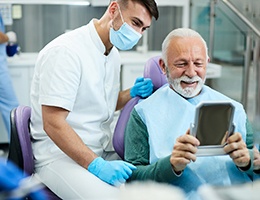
left=113, top=56, right=167, bottom=159
left=143, top=56, right=167, bottom=90
left=113, top=97, right=140, bottom=159
left=8, top=105, right=61, bottom=200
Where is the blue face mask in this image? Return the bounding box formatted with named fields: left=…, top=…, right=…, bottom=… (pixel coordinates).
left=109, top=5, right=142, bottom=50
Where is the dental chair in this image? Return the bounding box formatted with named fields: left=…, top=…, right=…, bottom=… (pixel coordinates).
left=8, top=105, right=61, bottom=200
left=113, top=55, right=167, bottom=159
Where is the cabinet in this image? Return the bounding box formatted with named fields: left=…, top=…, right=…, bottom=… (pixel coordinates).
left=0, top=53, right=37, bottom=143
left=120, top=51, right=162, bottom=90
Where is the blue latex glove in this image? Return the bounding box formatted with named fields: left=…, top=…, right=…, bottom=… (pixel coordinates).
left=88, top=157, right=136, bottom=186
left=130, top=77, right=153, bottom=98
left=0, top=159, right=47, bottom=200
left=0, top=159, right=24, bottom=192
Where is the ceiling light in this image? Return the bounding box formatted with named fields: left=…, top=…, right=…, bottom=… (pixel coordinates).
left=0, top=0, right=90, bottom=6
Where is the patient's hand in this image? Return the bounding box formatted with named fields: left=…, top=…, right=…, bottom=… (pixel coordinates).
left=253, top=146, right=260, bottom=171
left=170, top=130, right=200, bottom=173
left=224, top=132, right=250, bottom=168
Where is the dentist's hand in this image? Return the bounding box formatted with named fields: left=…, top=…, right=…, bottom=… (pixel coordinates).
left=88, top=157, right=136, bottom=186
left=0, top=159, right=47, bottom=200
left=130, top=77, right=153, bottom=98
left=0, top=159, right=24, bottom=192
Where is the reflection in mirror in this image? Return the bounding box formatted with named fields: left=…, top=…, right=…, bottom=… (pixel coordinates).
left=195, top=103, right=234, bottom=146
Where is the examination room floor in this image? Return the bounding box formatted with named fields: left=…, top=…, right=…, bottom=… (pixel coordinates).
left=0, top=63, right=257, bottom=158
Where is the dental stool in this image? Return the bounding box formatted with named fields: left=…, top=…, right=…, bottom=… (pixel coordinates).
left=8, top=105, right=61, bottom=200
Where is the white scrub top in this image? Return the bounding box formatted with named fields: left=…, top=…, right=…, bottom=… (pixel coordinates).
left=30, top=19, right=121, bottom=167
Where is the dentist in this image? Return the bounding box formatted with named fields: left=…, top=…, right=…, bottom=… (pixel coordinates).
left=30, top=0, right=159, bottom=199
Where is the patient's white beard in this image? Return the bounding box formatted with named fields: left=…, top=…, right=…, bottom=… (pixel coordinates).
left=168, top=75, right=205, bottom=98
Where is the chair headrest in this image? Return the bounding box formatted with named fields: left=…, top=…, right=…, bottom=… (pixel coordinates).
left=143, top=56, right=167, bottom=91
left=113, top=55, right=167, bottom=159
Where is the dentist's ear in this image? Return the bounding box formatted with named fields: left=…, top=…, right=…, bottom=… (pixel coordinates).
left=108, top=1, right=119, bottom=19
left=159, top=58, right=167, bottom=75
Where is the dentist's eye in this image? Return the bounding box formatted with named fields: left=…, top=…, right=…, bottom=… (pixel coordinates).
left=132, top=19, right=141, bottom=28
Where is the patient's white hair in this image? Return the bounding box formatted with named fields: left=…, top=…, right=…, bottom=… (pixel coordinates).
left=161, top=28, right=209, bottom=66
left=119, top=181, right=185, bottom=200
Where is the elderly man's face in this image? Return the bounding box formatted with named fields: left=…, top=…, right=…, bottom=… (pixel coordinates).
left=162, top=37, right=208, bottom=98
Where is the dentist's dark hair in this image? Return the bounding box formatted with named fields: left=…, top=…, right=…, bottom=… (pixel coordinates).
left=115, top=0, right=159, bottom=20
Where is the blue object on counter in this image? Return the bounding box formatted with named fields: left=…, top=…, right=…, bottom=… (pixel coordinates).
left=6, top=44, right=19, bottom=57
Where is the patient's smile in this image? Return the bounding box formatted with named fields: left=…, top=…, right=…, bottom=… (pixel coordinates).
left=181, top=80, right=198, bottom=88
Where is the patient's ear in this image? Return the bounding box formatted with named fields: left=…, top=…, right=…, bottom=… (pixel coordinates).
left=159, top=58, right=166, bottom=75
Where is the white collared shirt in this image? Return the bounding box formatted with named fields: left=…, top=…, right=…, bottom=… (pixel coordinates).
left=30, top=20, right=121, bottom=167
